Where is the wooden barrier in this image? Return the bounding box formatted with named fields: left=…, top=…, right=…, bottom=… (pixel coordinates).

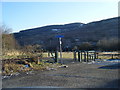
left=46, top=51, right=120, bottom=63
left=74, top=51, right=77, bottom=61
left=78, top=51, right=81, bottom=62
left=74, top=51, right=97, bottom=62
left=55, top=51, right=58, bottom=63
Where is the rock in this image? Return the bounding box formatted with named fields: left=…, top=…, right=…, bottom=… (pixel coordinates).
left=2, top=75, right=12, bottom=79
left=26, top=71, right=34, bottom=75
left=58, top=65, right=68, bottom=68
left=46, top=67, right=57, bottom=71
left=71, top=62, right=75, bottom=63
left=13, top=72, right=20, bottom=76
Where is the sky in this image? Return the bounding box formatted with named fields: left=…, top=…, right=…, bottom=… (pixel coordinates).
left=1, top=1, right=118, bottom=33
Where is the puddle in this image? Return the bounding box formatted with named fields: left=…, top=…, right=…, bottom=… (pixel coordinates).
left=92, top=59, right=120, bottom=65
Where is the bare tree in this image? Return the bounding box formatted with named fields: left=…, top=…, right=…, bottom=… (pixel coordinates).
left=1, top=24, right=12, bottom=34
left=0, top=25, right=20, bottom=55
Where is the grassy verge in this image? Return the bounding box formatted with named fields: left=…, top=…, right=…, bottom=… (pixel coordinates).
left=2, top=50, right=43, bottom=76
left=2, top=61, right=61, bottom=76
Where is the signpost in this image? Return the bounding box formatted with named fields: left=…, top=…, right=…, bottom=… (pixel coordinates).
left=55, top=35, right=64, bottom=63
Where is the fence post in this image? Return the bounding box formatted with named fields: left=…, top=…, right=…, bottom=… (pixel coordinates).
left=55, top=51, right=58, bottom=63
left=94, top=51, right=96, bottom=59
left=48, top=52, right=50, bottom=57
left=84, top=51, right=86, bottom=62
left=89, top=55, right=92, bottom=61
left=81, top=51, right=83, bottom=62
left=96, top=52, right=99, bottom=59
left=74, top=51, right=77, bottom=61
left=37, top=57, right=40, bottom=64
left=86, top=51, right=89, bottom=62
left=111, top=54, right=114, bottom=59
left=78, top=51, right=81, bottom=62
left=91, top=55, right=94, bottom=61
left=93, top=52, right=96, bottom=61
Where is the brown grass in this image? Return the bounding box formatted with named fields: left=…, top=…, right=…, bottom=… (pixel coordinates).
left=2, top=63, right=24, bottom=75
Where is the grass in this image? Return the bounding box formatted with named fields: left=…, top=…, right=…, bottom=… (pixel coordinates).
left=2, top=63, right=25, bottom=75
left=2, top=60, right=61, bottom=76
left=98, top=55, right=119, bottom=60
left=2, top=50, right=43, bottom=75
left=2, top=51, right=119, bottom=76
left=2, top=51, right=42, bottom=59
left=43, top=52, right=74, bottom=59
left=43, top=52, right=120, bottom=60
left=2, top=50, right=62, bottom=76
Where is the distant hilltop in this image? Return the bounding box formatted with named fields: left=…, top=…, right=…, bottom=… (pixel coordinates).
left=14, top=17, right=119, bottom=51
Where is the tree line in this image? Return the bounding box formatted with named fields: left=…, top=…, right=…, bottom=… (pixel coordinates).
left=1, top=25, right=119, bottom=54
left=71, top=37, right=119, bottom=51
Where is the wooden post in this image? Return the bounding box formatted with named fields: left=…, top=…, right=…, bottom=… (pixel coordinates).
left=111, top=54, right=114, bottom=59
left=81, top=51, right=83, bottom=61
left=94, top=51, right=96, bottom=59
left=74, top=51, right=77, bottom=61
left=37, top=57, right=40, bottom=64
left=89, top=55, right=92, bottom=61
left=96, top=53, right=99, bottom=59
left=48, top=52, right=50, bottom=57
left=84, top=51, right=86, bottom=62
left=51, top=51, right=55, bottom=57
left=55, top=51, right=58, bottom=63
left=86, top=51, right=89, bottom=62
left=93, top=52, right=96, bottom=61
left=91, top=55, right=94, bottom=61
left=78, top=51, right=81, bottom=62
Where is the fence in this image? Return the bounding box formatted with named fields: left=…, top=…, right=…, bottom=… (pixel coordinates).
left=73, top=51, right=98, bottom=62
left=44, top=51, right=120, bottom=63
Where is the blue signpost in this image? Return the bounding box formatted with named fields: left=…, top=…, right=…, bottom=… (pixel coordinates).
left=55, top=35, right=64, bottom=38
left=55, top=35, right=64, bottom=63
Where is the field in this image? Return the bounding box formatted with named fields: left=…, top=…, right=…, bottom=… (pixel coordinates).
left=42, top=51, right=119, bottom=60
left=43, top=52, right=74, bottom=59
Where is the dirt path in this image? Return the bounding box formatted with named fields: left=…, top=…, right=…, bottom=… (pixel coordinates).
left=2, top=62, right=119, bottom=88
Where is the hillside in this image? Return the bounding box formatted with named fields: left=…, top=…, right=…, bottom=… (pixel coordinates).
left=14, top=17, right=119, bottom=51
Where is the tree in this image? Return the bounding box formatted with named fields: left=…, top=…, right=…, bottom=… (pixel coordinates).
left=23, top=44, right=42, bottom=53
left=1, top=24, right=12, bottom=34
left=97, top=38, right=119, bottom=51
left=78, top=42, right=93, bottom=51
left=0, top=25, right=20, bottom=54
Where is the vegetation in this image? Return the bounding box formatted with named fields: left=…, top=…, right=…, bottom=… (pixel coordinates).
left=77, top=42, right=93, bottom=51
left=97, top=37, right=119, bottom=51
left=72, top=37, right=119, bottom=52
left=1, top=25, right=20, bottom=55
left=1, top=25, right=45, bottom=76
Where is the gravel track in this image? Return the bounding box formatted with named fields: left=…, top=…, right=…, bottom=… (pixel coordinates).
left=2, top=61, right=119, bottom=88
